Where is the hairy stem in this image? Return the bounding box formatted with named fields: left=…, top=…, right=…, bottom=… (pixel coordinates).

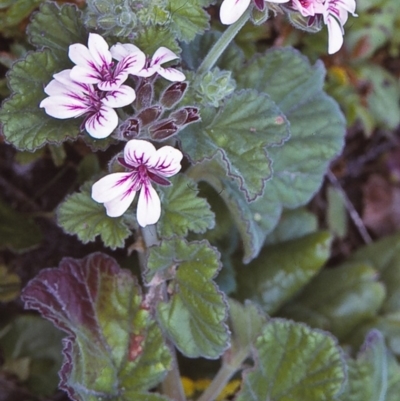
left=197, top=8, right=251, bottom=75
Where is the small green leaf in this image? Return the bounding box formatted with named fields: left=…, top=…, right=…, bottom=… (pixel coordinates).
left=157, top=175, right=215, bottom=238
left=0, top=49, right=81, bottom=151
left=350, top=233, right=400, bottom=314
left=181, top=90, right=290, bottom=201
left=326, top=185, right=348, bottom=239
left=339, top=330, right=388, bottom=401
left=57, top=182, right=131, bottom=250
left=21, top=253, right=172, bottom=399
left=167, top=0, right=210, bottom=42
left=0, top=199, right=42, bottom=252
left=281, top=263, right=386, bottom=339
left=0, top=265, right=21, bottom=302
left=237, top=232, right=332, bottom=314
left=135, top=25, right=180, bottom=55
left=27, top=2, right=86, bottom=64
left=236, top=319, right=346, bottom=401
left=147, top=239, right=229, bottom=358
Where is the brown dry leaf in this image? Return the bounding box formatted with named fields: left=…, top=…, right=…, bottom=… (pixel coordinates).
left=362, top=174, right=400, bottom=236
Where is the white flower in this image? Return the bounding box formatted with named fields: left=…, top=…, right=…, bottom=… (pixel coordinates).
left=39, top=69, right=135, bottom=139
left=91, top=139, right=183, bottom=227
left=220, top=0, right=289, bottom=25
left=69, top=33, right=146, bottom=91
left=111, top=44, right=186, bottom=82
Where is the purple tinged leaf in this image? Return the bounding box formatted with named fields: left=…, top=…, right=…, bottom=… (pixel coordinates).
left=21, top=253, right=172, bottom=400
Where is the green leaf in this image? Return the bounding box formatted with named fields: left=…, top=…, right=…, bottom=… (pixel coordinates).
left=27, top=2, right=86, bottom=64
left=0, top=0, right=42, bottom=29
left=0, top=49, right=81, bottom=151
left=21, top=253, right=172, bottom=399
left=339, top=330, right=388, bottom=401
left=0, top=315, right=64, bottom=396
left=236, top=319, right=346, bottom=401
left=157, top=175, right=215, bottom=238
left=57, top=182, right=131, bottom=250
left=326, top=185, right=348, bottom=239
left=281, top=262, right=386, bottom=339
left=167, top=0, right=210, bottom=42
left=349, top=233, right=400, bottom=314
left=264, top=207, right=318, bottom=245
left=147, top=238, right=229, bottom=358
left=181, top=89, right=290, bottom=201
left=237, top=232, right=332, bottom=315
left=0, top=265, right=21, bottom=302
left=0, top=199, right=42, bottom=252
left=135, top=25, right=180, bottom=55
left=217, top=48, right=345, bottom=262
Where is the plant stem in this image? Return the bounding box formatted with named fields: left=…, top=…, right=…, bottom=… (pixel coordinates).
left=140, top=225, right=186, bottom=401
left=197, top=8, right=251, bottom=75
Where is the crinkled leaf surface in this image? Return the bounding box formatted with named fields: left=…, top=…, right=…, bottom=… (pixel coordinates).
left=168, top=0, right=210, bottom=42
left=237, top=232, right=332, bottom=315
left=281, top=262, right=386, bottom=339
left=181, top=90, right=289, bottom=201
left=57, top=182, right=131, bottom=250
left=0, top=315, right=64, bottom=396
left=147, top=239, right=229, bottom=358
left=21, top=253, right=172, bottom=401
left=208, top=48, right=345, bottom=262
left=135, top=25, right=180, bottom=55
left=28, top=2, right=86, bottom=64
left=350, top=233, right=400, bottom=314
left=0, top=49, right=81, bottom=151
left=339, top=330, right=388, bottom=401
left=236, top=319, right=346, bottom=401
left=0, top=199, right=42, bottom=252
left=157, top=175, right=215, bottom=238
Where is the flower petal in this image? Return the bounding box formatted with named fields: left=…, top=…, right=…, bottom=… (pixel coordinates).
left=84, top=105, right=118, bottom=139
left=220, top=0, right=251, bottom=25
left=326, top=15, right=344, bottom=54
left=135, top=65, right=158, bottom=78
left=116, top=52, right=146, bottom=76
left=110, top=43, right=142, bottom=61
left=70, top=65, right=102, bottom=85
left=102, top=85, right=136, bottom=108
left=157, top=67, right=186, bottom=82
left=92, top=172, right=134, bottom=203
left=137, top=184, right=161, bottom=227
left=68, top=43, right=100, bottom=73
left=124, top=139, right=156, bottom=168
left=46, top=70, right=89, bottom=96
left=39, top=95, right=88, bottom=119
left=87, top=33, right=112, bottom=68
left=103, top=189, right=137, bottom=217
left=148, top=146, right=183, bottom=177
left=151, top=47, right=179, bottom=67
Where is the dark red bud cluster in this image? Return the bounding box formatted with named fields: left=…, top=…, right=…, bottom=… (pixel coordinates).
left=160, top=82, right=188, bottom=108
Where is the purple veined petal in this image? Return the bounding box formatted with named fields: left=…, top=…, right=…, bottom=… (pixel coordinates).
left=157, top=67, right=186, bottom=82
left=92, top=172, right=134, bottom=203
left=148, top=146, right=183, bottom=177
left=220, top=0, right=251, bottom=25
left=110, top=43, right=142, bottom=61
left=97, top=72, right=129, bottom=91
left=84, top=105, right=118, bottom=139
left=39, top=95, right=89, bottom=119
left=124, top=139, right=156, bottom=168
left=117, top=52, right=147, bottom=76
left=151, top=47, right=179, bottom=67
left=87, top=33, right=112, bottom=68
left=70, top=65, right=103, bottom=85
left=326, top=15, right=344, bottom=54
left=44, top=79, right=69, bottom=97
left=102, top=85, right=136, bottom=108
left=103, top=188, right=137, bottom=217
left=335, top=0, right=357, bottom=15
left=134, top=65, right=158, bottom=78
left=68, top=43, right=100, bottom=74
left=48, top=70, right=91, bottom=96
left=136, top=183, right=161, bottom=227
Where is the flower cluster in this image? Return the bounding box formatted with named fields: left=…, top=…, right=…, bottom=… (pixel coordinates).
left=92, top=139, right=183, bottom=227
left=219, top=0, right=357, bottom=54
left=40, top=33, right=185, bottom=139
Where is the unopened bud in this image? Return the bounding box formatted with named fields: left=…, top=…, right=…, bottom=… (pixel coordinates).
left=137, top=105, right=163, bottom=126
left=160, top=82, right=188, bottom=108
left=170, top=107, right=200, bottom=126
left=149, top=119, right=179, bottom=141
left=119, top=118, right=140, bottom=140
left=136, top=80, right=153, bottom=109
left=254, top=0, right=265, bottom=11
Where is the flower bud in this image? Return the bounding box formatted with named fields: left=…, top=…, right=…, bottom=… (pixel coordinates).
left=136, top=80, right=154, bottom=109
left=160, top=82, right=188, bottom=108
left=137, top=105, right=163, bottom=126
left=119, top=118, right=140, bottom=140
left=170, top=107, right=200, bottom=126
left=149, top=119, right=179, bottom=141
